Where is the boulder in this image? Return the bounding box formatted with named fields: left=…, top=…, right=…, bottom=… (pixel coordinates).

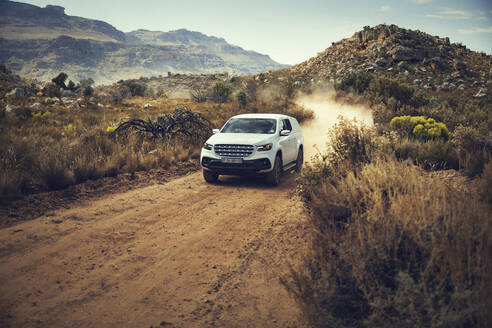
left=474, top=88, right=487, bottom=98
left=451, top=71, right=461, bottom=79
left=390, top=46, right=422, bottom=62
left=5, top=104, right=18, bottom=113
left=375, top=58, right=392, bottom=67
left=7, top=88, right=26, bottom=98
left=62, top=90, right=75, bottom=97
left=453, top=60, right=466, bottom=71
left=30, top=103, right=42, bottom=110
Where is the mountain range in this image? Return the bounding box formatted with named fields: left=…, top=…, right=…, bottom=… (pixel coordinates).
left=0, top=0, right=287, bottom=84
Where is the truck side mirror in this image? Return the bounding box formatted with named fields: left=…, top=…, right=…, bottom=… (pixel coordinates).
left=280, top=130, right=291, bottom=136
left=212, top=129, right=220, bottom=134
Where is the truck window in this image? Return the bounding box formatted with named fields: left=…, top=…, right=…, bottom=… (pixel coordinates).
left=282, top=119, right=292, bottom=131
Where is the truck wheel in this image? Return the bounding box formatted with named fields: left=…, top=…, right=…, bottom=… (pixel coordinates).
left=266, top=155, right=282, bottom=186
left=203, top=170, right=218, bottom=183
left=295, top=147, right=303, bottom=173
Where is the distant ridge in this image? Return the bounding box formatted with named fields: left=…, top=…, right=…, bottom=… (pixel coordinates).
left=0, top=0, right=287, bottom=84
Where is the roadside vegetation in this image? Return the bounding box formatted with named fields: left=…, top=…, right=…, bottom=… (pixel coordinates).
left=282, top=70, right=492, bottom=327
left=0, top=71, right=313, bottom=204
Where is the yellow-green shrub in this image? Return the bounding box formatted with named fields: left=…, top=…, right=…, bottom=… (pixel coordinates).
left=390, top=115, right=450, bottom=141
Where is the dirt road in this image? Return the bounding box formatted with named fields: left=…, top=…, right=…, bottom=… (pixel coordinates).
left=0, top=171, right=309, bottom=328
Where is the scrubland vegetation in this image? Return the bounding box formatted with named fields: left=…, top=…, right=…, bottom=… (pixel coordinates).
left=0, top=74, right=312, bottom=204
left=335, top=71, right=491, bottom=175
left=282, top=118, right=491, bottom=327
left=282, top=70, right=491, bottom=327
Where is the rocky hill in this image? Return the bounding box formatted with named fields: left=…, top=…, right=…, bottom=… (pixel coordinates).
left=264, top=24, right=491, bottom=100
left=0, top=0, right=287, bottom=84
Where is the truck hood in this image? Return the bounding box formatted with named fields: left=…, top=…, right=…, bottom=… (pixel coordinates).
left=207, top=133, right=275, bottom=145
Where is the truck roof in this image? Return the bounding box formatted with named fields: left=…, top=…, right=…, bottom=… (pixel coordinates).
left=231, top=113, right=292, bottom=120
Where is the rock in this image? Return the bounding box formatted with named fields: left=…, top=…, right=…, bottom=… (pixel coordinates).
left=413, top=79, right=423, bottom=86
left=472, top=81, right=484, bottom=87
left=457, top=84, right=466, bottom=91
left=451, top=71, right=461, bottom=79
left=439, top=82, right=452, bottom=91
left=429, top=57, right=444, bottom=70
left=143, top=103, right=152, bottom=109
left=5, top=104, right=18, bottom=113
left=7, top=88, right=26, bottom=98
left=62, top=90, right=74, bottom=97
left=390, top=46, right=422, bottom=62
left=375, top=58, right=392, bottom=67
left=30, top=103, right=42, bottom=110
left=474, top=88, right=487, bottom=98
left=453, top=60, right=466, bottom=71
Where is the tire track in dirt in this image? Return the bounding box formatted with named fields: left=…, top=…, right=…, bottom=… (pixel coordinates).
left=0, top=171, right=310, bottom=328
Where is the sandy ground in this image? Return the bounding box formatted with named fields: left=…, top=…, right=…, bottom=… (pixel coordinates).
left=0, top=171, right=310, bottom=328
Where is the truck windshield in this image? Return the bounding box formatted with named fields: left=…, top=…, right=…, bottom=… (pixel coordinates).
left=221, top=118, right=277, bottom=134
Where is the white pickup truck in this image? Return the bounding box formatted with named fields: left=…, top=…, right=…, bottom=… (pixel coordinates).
left=200, top=113, right=303, bottom=185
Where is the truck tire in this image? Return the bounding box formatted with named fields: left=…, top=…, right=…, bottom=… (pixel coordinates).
left=203, top=169, right=218, bottom=183
left=265, top=155, right=282, bottom=186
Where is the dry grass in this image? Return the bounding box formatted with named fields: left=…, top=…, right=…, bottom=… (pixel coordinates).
left=0, top=95, right=313, bottom=204
left=285, top=120, right=492, bottom=328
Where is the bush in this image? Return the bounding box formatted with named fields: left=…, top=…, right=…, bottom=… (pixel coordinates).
left=282, top=79, right=299, bottom=99
left=191, top=88, right=207, bottom=103
left=67, top=80, right=76, bottom=91
left=118, top=80, right=147, bottom=97
left=289, top=156, right=492, bottom=328
left=83, top=86, right=94, bottom=97
left=476, top=161, right=492, bottom=204
left=338, top=71, right=374, bottom=94
left=51, top=72, right=68, bottom=89
left=373, top=76, right=428, bottom=107
left=79, top=78, right=95, bottom=89
left=211, top=82, right=232, bottom=103
left=452, top=125, right=492, bottom=176
left=236, top=91, right=247, bottom=108
left=390, top=115, right=451, bottom=141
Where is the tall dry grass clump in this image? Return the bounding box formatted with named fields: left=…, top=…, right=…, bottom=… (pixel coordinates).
left=285, top=119, right=492, bottom=328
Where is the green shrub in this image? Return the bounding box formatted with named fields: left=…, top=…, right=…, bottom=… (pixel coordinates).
left=79, top=78, right=95, bottom=89
left=390, top=115, right=450, bottom=141
left=67, top=80, right=76, bottom=91
left=373, top=76, right=428, bottom=108
left=338, top=71, right=374, bottom=94
left=236, top=91, right=247, bottom=108
left=118, top=80, right=147, bottom=97
left=211, top=82, right=232, bottom=103
left=51, top=72, right=68, bottom=89
left=83, top=86, right=94, bottom=97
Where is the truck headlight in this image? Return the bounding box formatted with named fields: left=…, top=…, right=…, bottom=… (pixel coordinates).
left=203, top=142, right=213, bottom=150
left=257, top=143, right=273, bottom=151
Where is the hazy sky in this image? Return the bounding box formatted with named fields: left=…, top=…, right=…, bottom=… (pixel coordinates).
left=20, top=0, right=492, bottom=65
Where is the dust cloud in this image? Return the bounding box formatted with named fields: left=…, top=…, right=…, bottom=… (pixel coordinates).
left=296, top=87, right=373, bottom=160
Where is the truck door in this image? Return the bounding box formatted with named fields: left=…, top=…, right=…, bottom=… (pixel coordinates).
left=280, top=119, right=296, bottom=163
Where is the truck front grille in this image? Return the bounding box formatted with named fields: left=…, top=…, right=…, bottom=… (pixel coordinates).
left=214, top=144, right=254, bottom=158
